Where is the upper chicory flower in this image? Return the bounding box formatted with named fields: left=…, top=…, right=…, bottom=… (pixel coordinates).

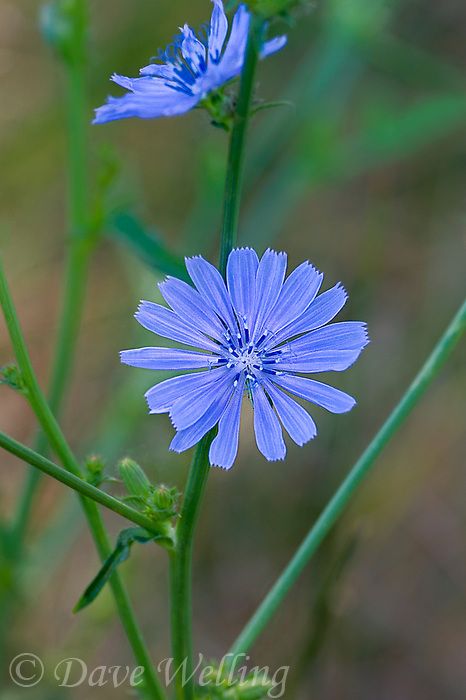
left=121, top=248, right=369, bottom=469
left=93, top=0, right=286, bottom=124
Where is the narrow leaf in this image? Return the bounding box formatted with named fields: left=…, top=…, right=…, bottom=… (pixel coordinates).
left=109, top=211, right=189, bottom=281
left=74, top=527, right=157, bottom=612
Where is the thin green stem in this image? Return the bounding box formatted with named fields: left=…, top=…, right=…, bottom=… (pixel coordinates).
left=0, top=262, right=166, bottom=700
left=229, top=297, right=466, bottom=656
left=168, top=20, right=264, bottom=699
left=11, top=243, right=90, bottom=546
left=218, top=18, right=264, bottom=275
left=169, top=434, right=213, bottom=700
left=0, top=432, right=173, bottom=538
left=10, top=0, right=90, bottom=551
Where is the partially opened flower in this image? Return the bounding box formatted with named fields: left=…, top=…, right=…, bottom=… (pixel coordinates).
left=93, top=0, right=286, bottom=124
left=121, top=248, right=369, bottom=469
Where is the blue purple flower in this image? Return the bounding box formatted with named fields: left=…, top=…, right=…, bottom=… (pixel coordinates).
left=121, top=248, right=369, bottom=469
left=93, top=1, right=286, bottom=124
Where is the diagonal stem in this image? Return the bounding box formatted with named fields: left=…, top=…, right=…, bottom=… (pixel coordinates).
left=0, top=432, right=174, bottom=539
left=0, top=261, right=166, bottom=700
left=229, top=297, right=466, bottom=657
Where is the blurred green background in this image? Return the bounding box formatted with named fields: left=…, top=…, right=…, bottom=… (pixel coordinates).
left=0, top=0, right=465, bottom=698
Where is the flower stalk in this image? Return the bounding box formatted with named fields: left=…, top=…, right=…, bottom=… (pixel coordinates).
left=219, top=16, right=264, bottom=276
left=229, top=296, right=466, bottom=656
left=10, top=0, right=91, bottom=556
left=168, top=19, right=264, bottom=700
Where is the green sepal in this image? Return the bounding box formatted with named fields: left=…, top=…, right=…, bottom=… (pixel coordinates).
left=73, top=527, right=168, bottom=613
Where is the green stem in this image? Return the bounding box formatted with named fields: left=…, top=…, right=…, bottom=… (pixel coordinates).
left=218, top=18, right=263, bottom=275
left=229, top=297, right=466, bottom=657
left=11, top=242, right=90, bottom=546
left=168, top=21, right=264, bottom=700
left=0, top=263, right=166, bottom=700
left=169, top=434, right=213, bottom=700
left=0, top=432, right=173, bottom=539
left=10, top=0, right=90, bottom=552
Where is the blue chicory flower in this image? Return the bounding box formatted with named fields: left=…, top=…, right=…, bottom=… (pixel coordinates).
left=93, top=0, right=286, bottom=124
left=121, top=248, right=369, bottom=469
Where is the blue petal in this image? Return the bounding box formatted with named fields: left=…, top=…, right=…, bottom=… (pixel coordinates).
left=284, top=322, right=369, bottom=354
left=217, top=4, right=250, bottom=83
left=263, top=380, right=316, bottom=446
left=226, top=248, right=259, bottom=320
left=159, top=277, right=226, bottom=341
left=170, top=367, right=234, bottom=430
left=273, top=283, right=348, bottom=344
left=269, top=374, right=356, bottom=414
left=120, top=347, right=219, bottom=370
left=252, top=384, right=286, bottom=461
left=169, top=380, right=234, bottom=452
left=93, top=88, right=198, bottom=123
left=209, top=374, right=245, bottom=469
left=181, top=25, right=207, bottom=76
left=251, top=249, right=287, bottom=339
left=135, top=301, right=220, bottom=352
left=265, top=261, right=323, bottom=336
left=185, top=256, right=238, bottom=336
left=209, top=0, right=228, bottom=63
left=145, top=371, right=220, bottom=413
left=260, top=35, right=287, bottom=59
left=271, top=348, right=365, bottom=373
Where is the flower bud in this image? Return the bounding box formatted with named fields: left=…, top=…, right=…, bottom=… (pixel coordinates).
left=85, top=454, right=105, bottom=486
left=118, top=458, right=151, bottom=499
left=148, top=484, right=180, bottom=520
left=0, top=364, right=27, bottom=395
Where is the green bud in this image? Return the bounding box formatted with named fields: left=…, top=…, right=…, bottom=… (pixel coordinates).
left=85, top=454, right=106, bottom=486
left=0, top=364, right=27, bottom=395
left=147, top=484, right=180, bottom=520
left=119, top=458, right=151, bottom=500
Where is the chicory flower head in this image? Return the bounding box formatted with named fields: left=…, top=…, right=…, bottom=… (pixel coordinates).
left=121, top=248, right=369, bottom=469
left=93, top=0, right=286, bottom=124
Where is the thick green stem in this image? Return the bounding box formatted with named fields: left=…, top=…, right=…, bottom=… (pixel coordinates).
left=168, top=21, right=263, bottom=700
left=229, top=297, right=466, bottom=656
left=0, top=263, right=166, bottom=700
left=218, top=18, right=263, bottom=275
left=0, top=432, right=173, bottom=538
left=169, top=434, right=213, bottom=700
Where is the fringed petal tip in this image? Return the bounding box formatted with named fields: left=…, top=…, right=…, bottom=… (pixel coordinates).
left=209, top=460, right=234, bottom=471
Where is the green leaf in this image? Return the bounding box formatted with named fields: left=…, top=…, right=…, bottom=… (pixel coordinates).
left=108, top=211, right=189, bottom=281
left=73, top=527, right=162, bottom=612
